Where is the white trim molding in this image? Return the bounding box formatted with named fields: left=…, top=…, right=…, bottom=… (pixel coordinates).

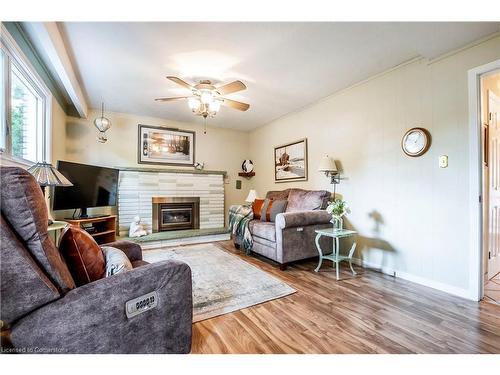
left=351, top=258, right=471, bottom=300
left=22, top=22, right=88, bottom=118
left=467, top=58, right=500, bottom=301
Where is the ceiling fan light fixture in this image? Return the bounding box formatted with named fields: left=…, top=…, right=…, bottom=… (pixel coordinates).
left=200, top=90, right=214, bottom=104
left=208, top=100, right=221, bottom=113
left=156, top=76, right=250, bottom=126
left=188, top=97, right=201, bottom=111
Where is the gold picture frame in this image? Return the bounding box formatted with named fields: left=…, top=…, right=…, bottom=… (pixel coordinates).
left=274, top=138, right=308, bottom=183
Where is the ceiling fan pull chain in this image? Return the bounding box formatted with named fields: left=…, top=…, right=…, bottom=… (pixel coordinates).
left=204, top=117, right=207, bottom=135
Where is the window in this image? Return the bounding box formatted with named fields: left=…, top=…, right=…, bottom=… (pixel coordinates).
left=1, top=25, right=51, bottom=165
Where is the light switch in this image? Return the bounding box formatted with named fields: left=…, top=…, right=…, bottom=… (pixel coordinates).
left=439, top=155, right=448, bottom=168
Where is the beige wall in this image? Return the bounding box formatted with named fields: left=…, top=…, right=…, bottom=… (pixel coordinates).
left=51, top=97, right=66, bottom=163
left=62, top=110, right=250, bottom=218
left=248, top=35, right=500, bottom=297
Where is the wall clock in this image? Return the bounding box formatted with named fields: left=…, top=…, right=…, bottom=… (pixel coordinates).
left=401, top=127, right=431, bottom=157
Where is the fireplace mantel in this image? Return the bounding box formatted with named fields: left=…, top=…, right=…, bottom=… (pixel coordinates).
left=118, top=166, right=227, bottom=176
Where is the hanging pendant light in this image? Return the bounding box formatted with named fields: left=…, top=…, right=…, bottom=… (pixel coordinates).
left=94, top=102, right=111, bottom=143
left=97, top=132, right=108, bottom=143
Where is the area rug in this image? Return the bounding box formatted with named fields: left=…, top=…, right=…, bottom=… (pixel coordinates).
left=143, top=243, right=296, bottom=322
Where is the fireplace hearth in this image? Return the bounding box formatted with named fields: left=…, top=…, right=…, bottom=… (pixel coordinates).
left=152, top=197, right=200, bottom=232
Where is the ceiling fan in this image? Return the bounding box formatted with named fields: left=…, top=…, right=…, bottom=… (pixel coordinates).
left=155, top=76, right=250, bottom=118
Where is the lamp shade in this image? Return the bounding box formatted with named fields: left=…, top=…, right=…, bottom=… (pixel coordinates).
left=27, top=162, right=73, bottom=187
left=245, top=189, right=258, bottom=203
left=318, top=155, right=337, bottom=172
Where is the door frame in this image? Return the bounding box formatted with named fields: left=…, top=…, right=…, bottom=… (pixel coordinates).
left=468, top=59, right=500, bottom=301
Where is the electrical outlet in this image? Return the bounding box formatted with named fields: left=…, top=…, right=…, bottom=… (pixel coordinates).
left=439, top=155, right=448, bottom=168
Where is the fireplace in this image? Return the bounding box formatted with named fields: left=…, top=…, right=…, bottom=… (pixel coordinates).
left=152, top=197, right=200, bottom=232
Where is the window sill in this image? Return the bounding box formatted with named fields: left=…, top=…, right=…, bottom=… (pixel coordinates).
left=0, top=152, right=34, bottom=168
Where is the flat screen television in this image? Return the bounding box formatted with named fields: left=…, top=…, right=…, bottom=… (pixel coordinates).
left=53, top=161, right=119, bottom=218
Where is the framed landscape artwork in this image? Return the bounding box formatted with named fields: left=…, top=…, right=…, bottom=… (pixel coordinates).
left=138, top=125, right=195, bottom=166
left=274, top=138, right=308, bottom=182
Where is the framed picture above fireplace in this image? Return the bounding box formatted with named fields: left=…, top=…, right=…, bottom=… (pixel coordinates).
left=138, top=125, right=195, bottom=166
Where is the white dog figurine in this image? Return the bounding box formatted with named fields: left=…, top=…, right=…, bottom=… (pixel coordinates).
left=129, top=215, right=147, bottom=238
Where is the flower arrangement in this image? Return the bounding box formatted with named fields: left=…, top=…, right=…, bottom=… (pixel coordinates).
left=326, top=199, right=350, bottom=230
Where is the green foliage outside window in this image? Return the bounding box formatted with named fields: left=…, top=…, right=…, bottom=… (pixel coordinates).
left=11, top=84, right=26, bottom=158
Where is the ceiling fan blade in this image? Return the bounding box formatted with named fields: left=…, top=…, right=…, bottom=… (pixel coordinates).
left=223, top=98, right=250, bottom=111
left=216, top=80, right=246, bottom=95
left=154, top=96, right=190, bottom=102
left=166, top=76, right=194, bottom=90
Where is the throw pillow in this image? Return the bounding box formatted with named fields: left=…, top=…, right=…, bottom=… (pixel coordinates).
left=260, top=199, right=287, bottom=222
left=101, top=246, right=133, bottom=277
left=285, top=189, right=331, bottom=212
left=58, top=226, right=106, bottom=286
left=252, top=198, right=265, bottom=220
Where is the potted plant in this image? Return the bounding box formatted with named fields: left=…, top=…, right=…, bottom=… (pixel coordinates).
left=326, top=199, right=350, bottom=231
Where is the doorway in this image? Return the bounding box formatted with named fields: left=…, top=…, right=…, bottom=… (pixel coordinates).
left=481, top=70, right=500, bottom=304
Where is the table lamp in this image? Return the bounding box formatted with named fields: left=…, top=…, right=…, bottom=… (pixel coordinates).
left=245, top=189, right=258, bottom=205
left=27, top=161, right=73, bottom=225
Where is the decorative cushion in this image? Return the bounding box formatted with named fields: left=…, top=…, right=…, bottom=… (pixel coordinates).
left=260, top=199, right=287, bottom=222
left=101, top=246, right=133, bottom=276
left=265, top=189, right=290, bottom=201
left=0, top=167, right=75, bottom=292
left=285, top=189, right=331, bottom=212
left=252, top=198, right=265, bottom=220
left=59, top=226, right=106, bottom=286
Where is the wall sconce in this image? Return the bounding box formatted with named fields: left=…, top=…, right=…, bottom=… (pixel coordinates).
left=318, top=155, right=340, bottom=199
left=318, top=155, right=340, bottom=183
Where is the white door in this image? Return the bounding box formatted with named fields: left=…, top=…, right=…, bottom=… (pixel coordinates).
left=488, top=91, right=500, bottom=280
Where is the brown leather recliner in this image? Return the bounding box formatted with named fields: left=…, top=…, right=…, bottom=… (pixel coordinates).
left=0, top=167, right=193, bottom=354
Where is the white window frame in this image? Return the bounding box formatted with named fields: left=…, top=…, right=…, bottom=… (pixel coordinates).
left=0, top=23, right=52, bottom=166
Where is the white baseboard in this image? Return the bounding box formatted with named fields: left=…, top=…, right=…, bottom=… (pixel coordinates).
left=351, top=257, right=472, bottom=300
left=351, top=257, right=395, bottom=277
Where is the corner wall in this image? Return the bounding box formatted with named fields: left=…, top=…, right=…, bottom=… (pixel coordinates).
left=248, top=35, right=500, bottom=298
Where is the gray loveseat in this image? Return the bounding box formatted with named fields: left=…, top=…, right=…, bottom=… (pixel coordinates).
left=0, top=167, right=193, bottom=354
left=241, top=188, right=334, bottom=270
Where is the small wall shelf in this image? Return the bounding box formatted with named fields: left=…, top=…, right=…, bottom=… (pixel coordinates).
left=238, top=172, right=255, bottom=179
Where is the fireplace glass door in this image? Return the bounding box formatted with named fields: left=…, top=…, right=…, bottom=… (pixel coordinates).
left=152, top=197, right=200, bottom=232
left=159, top=204, right=195, bottom=230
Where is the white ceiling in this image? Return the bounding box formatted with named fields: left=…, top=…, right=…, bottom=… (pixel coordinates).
left=59, top=22, right=500, bottom=131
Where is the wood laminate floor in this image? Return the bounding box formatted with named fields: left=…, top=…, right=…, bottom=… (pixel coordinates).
left=191, top=241, right=500, bottom=354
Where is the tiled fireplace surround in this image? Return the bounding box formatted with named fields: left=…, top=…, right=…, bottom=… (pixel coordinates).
left=117, top=168, right=225, bottom=237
